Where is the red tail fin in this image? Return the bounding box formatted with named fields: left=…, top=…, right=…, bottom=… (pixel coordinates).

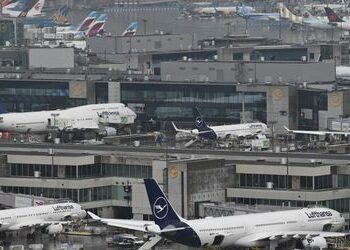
left=325, top=7, right=344, bottom=22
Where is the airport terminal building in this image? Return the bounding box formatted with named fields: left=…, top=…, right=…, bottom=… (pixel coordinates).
left=0, top=147, right=350, bottom=230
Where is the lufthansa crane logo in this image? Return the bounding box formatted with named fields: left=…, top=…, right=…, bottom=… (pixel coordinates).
left=153, top=197, right=168, bottom=220
left=195, top=117, right=203, bottom=128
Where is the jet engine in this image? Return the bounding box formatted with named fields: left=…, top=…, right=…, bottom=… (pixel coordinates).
left=100, top=127, right=117, bottom=137
left=145, top=224, right=161, bottom=234
left=42, top=224, right=64, bottom=235
left=302, top=236, right=328, bottom=249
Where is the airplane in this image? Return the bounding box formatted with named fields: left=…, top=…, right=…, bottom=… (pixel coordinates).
left=19, top=4, right=70, bottom=27
left=324, top=7, right=350, bottom=31
left=0, top=103, right=137, bottom=137
left=0, top=202, right=86, bottom=239
left=193, top=5, right=255, bottom=17
left=121, top=21, right=138, bottom=36
left=2, top=0, right=45, bottom=18
left=172, top=107, right=269, bottom=147
left=88, top=178, right=346, bottom=249
left=85, top=13, right=108, bottom=37
left=56, top=11, right=98, bottom=34
left=57, top=13, right=107, bottom=39
left=280, top=4, right=335, bottom=30
left=237, top=5, right=280, bottom=21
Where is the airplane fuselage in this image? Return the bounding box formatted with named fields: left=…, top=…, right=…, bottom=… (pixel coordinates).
left=0, top=103, right=136, bottom=133
left=192, top=122, right=269, bottom=140
left=169, top=208, right=344, bottom=248
left=0, top=202, right=86, bottom=231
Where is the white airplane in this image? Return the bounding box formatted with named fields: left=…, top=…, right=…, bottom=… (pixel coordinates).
left=0, top=103, right=137, bottom=137
left=0, top=202, right=86, bottom=238
left=88, top=178, right=346, bottom=249
left=237, top=5, right=280, bottom=21
left=193, top=5, right=255, bottom=16
left=2, top=0, right=45, bottom=18
left=284, top=126, right=350, bottom=136
left=280, top=4, right=334, bottom=30
left=172, top=107, right=269, bottom=147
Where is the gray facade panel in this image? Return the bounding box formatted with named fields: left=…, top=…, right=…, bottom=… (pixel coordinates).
left=161, top=61, right=335, bottom=84
left=28, top=48, right=74, bottom=69
left=87, top=34, right=194, bottom=54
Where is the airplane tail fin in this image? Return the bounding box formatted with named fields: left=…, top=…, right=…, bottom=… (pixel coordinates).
left=325, top=7, right=344, bottom=22
left=144, top=179, right=182, bottom=229
left=121, top=21, right=139, bottom=36
left=192, top=107, right=210, bottom=132
left=2, top=0, right=18, bottom=8
left=279, top=3, right=303, bottom=24
left=77, top=11, right=98, bottom=32
left=6, top=0, right=28, bottom=11
left=18, top=0, right=45, bottom=17
left=51, top=4, right=70, bottom=25
left=85, top=13, right=108, bottom=37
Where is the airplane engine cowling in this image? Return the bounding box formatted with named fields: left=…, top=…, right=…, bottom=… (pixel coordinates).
left=302, top=236, right=327, bottom=249
left=145, top=224, right=161, bottom=234
left=42, top=224, right=64, bottom=235
left=100, top=127, right=117, bottom=137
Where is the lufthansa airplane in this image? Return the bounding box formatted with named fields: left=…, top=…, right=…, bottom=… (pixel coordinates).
left=0, top=103, right=136, bottom=137
left=172, top=107, right=269, bottom=146
left=88, top=179, right=346, bottom=249
left=0, top=203, right=86, bottom=237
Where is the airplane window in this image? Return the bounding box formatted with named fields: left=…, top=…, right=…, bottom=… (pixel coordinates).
left=0, top=117, right=3, bottom=123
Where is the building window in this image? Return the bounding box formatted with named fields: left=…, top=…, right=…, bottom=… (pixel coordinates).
left=309, top=53, right=315, bottom=60
left=233, top=53, right=243, bottom=60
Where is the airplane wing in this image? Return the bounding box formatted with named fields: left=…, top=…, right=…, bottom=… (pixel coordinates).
left=58, top=119, right=99, bottom=131
left=284, top=126, right=350, bottom=136
left=172, top=122, right=191, bottom=134
left=88, top=212, right=153, bottom=232
left=239, top=231, right=347, bottom=244
left=88, top=212, right=188, bottom=234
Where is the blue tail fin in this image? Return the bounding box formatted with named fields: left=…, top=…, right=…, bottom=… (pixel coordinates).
left=193, top=107, right=210, bottom=132
left=144, top=179, right=182, bottom=229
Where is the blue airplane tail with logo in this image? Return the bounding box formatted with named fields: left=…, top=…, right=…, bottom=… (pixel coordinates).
left=192, top=107, right=210, bottom=132
left=192, top=107, right=217, bottom=140
left=144, top=179, right=202, bottom=248
left=144, top=179, right=182, bottom=229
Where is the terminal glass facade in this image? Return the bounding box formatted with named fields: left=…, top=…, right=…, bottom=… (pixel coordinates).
left=10, top=163, right=152, bottom=179
left=0, top=80, right=86, bottom=112
left=121, top=82, right=267, bottom=126
left=238, top=173, right=336, bottom=190
left=298, top=90, right=328, bottom=130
